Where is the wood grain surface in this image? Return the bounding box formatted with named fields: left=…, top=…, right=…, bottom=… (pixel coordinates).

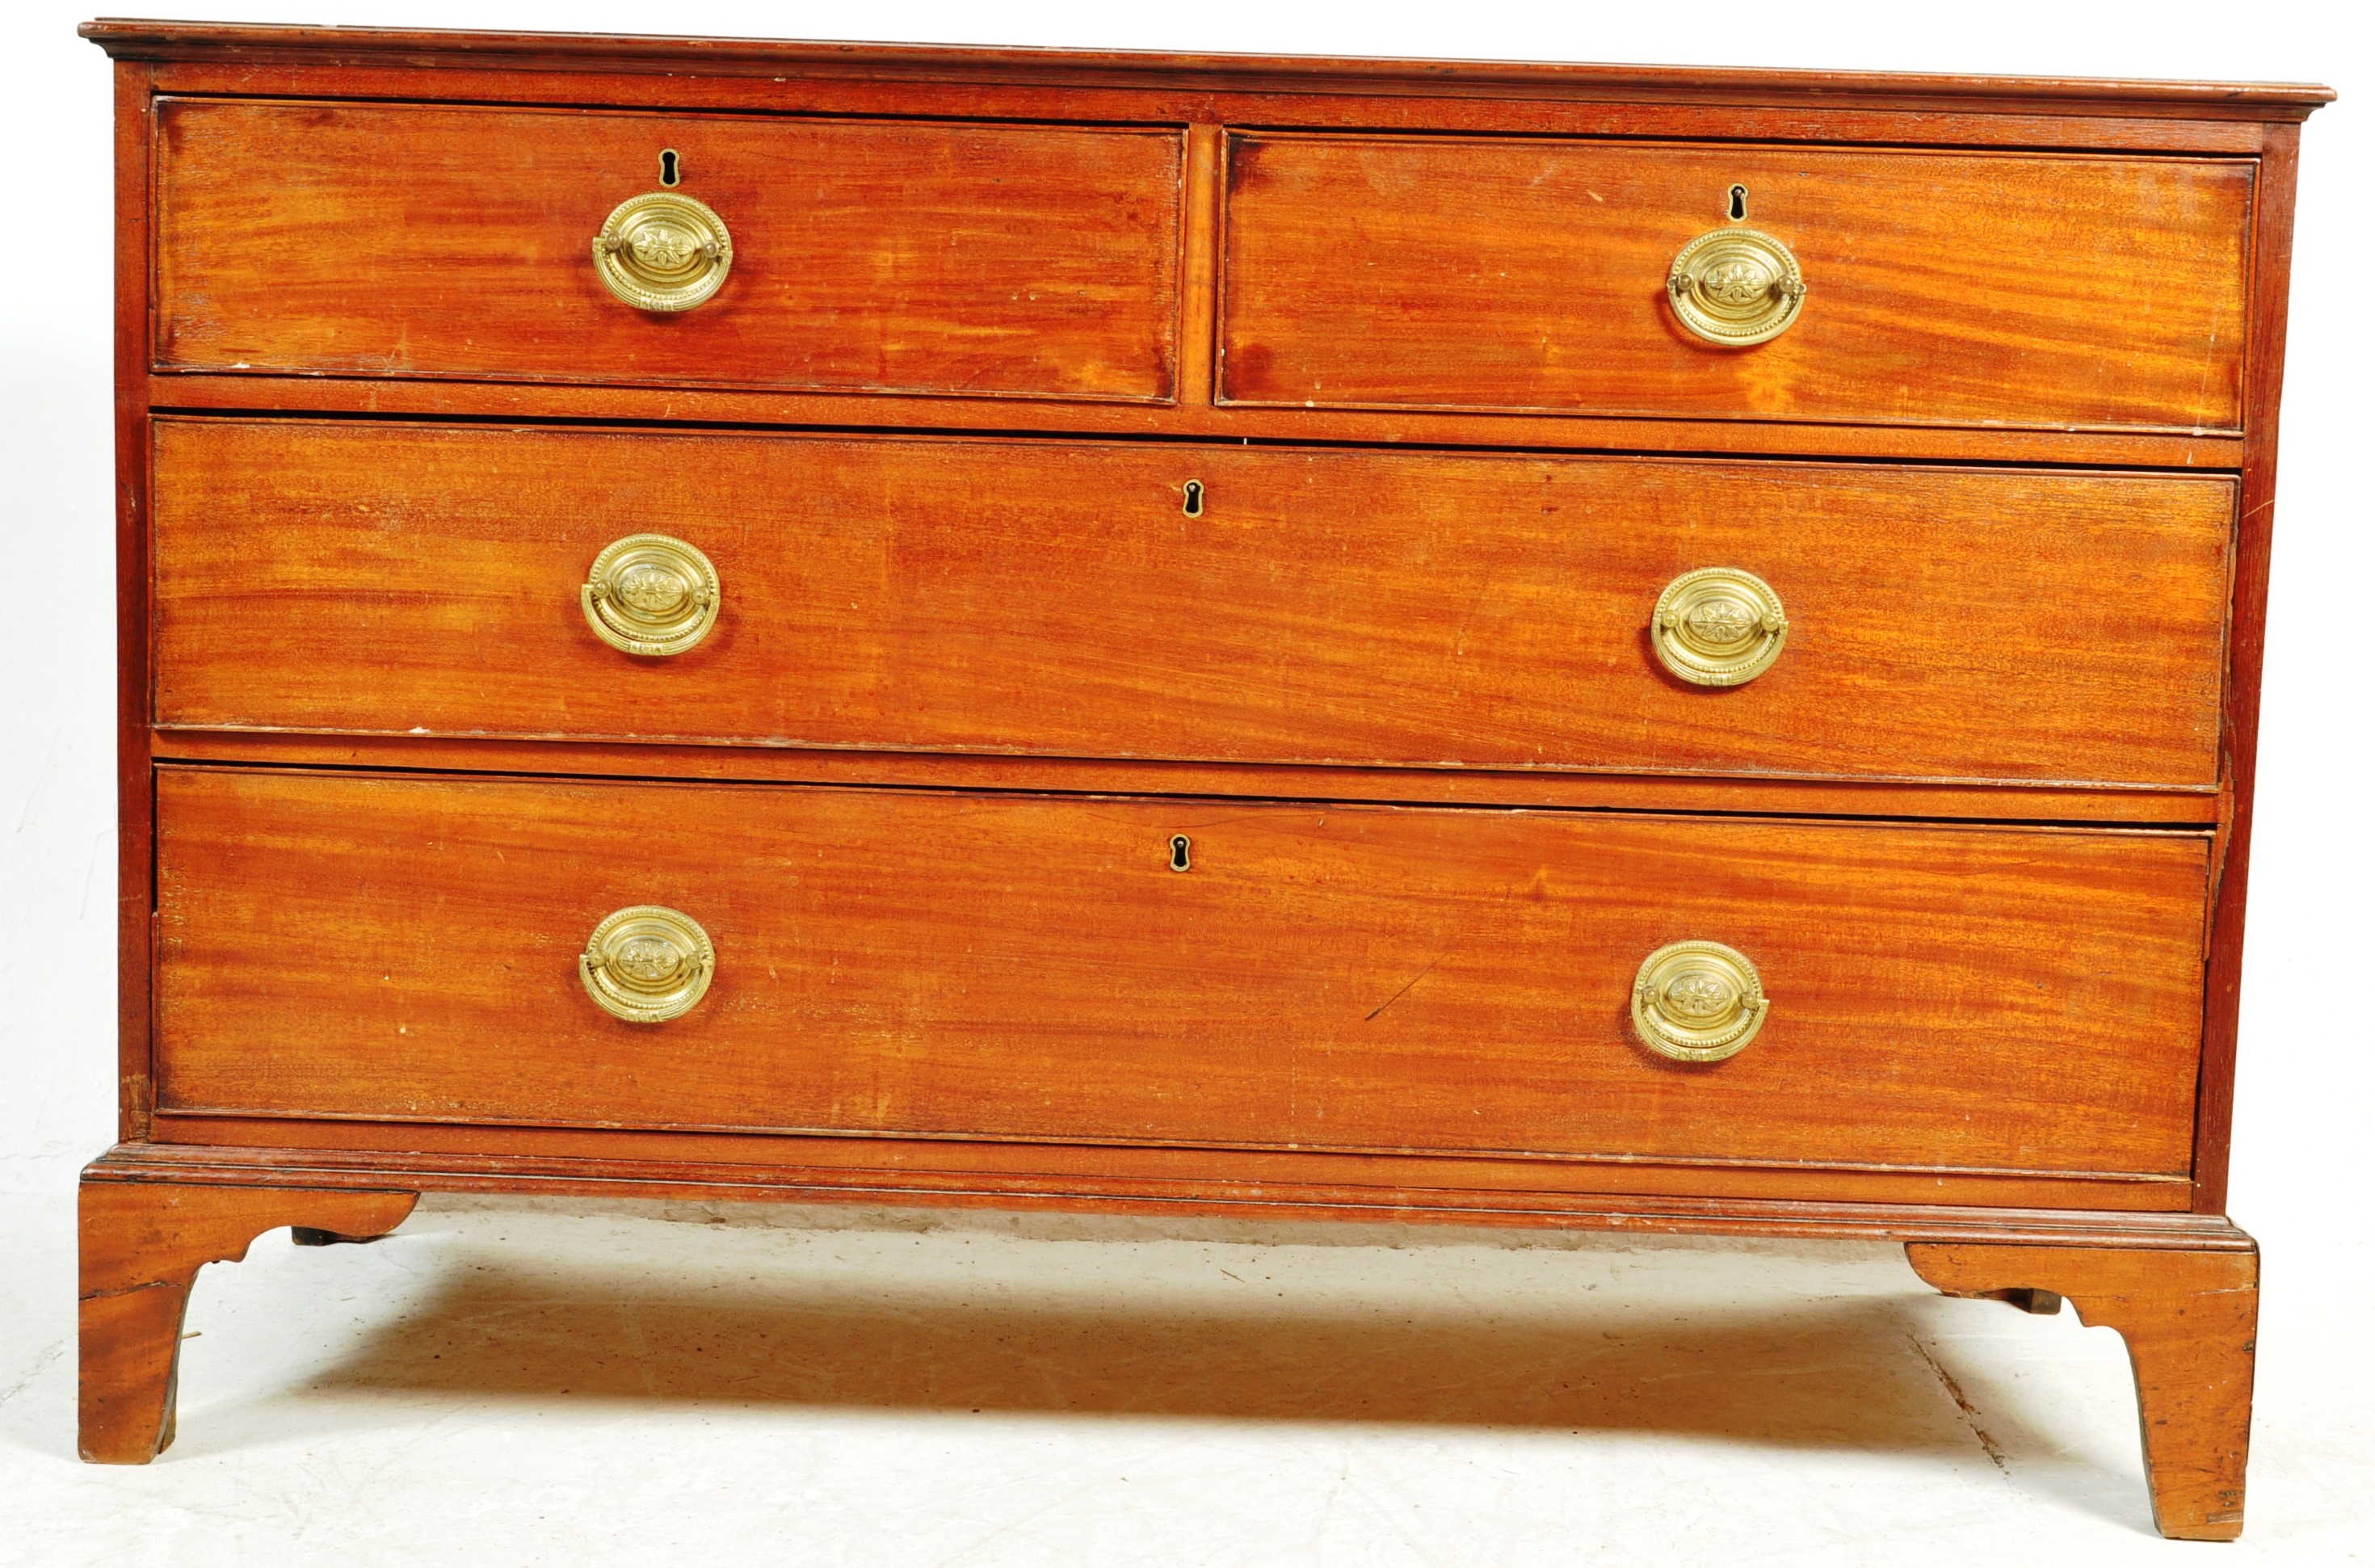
left=145, top=1113, right=2193, bottom=1211
left=150, top=419, right=2237, bottom=788
left=2194, top=121, right=2307, bottom=1213
left=143, top=732, right=2226, bottom=826
left=153, top=768, right=2210, bottom=1175
left=152, top=99, right=1182, bottom=401
left=1221, top=134, right=2255, bottom=432
left=127, top=63, right=2295, bottom=172
left=90, top=1143, right=2248, bottom=1246
left=1907, top=1241, right=2259, bottom=1539
left=81, top=21, right=2337, bottom=118
left=78, top=1179, right=417, bottom=1464
left=142, top=365, right=2250, bottom=471
left=112, top=61, right=158, bottom=1143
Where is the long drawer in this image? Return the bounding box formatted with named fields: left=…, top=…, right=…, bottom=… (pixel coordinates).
left=152, top=419, right=2234, bottom=788
left=1221, top=133, right=2255, bottom=432
left=154, top=768, right=2209, bottom=1177
left=152, top=99, right=1183, bottom=401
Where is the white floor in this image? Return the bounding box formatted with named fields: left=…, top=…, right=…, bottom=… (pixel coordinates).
left=2, top=1191, right=2369, bottom=1566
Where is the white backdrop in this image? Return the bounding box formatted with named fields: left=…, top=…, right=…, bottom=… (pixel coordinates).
left=3, top=0, right=2369, bottom=1269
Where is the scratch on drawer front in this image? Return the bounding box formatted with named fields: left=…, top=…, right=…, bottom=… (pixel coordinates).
left=1364, top=954, right=1444, bottom=1022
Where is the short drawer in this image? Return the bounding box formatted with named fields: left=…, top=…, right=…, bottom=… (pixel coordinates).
left=155, top=768, right=2208, bottom=1178
left=153, top=99, right=1182, bottom=401
left=153, top=418, right=2235, bottom=788
left=1221, top=133, right=2254, bottom=432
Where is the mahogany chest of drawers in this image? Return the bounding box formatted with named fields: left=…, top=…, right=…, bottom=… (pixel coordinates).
left=77, top=19, right=2330, bottom=1539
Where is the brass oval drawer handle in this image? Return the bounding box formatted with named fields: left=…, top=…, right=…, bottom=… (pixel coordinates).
left=1653, top=566, right=1789, bottom=687
left=582, top=533, right=721, bottom=657
left=1667, top=228, right=1806, bottom=347
left=1632, top=940, right=1768, bottom=1063
left=593, top=191, right=734, bottom=312
left=581, top=905, right=715, bottom=1024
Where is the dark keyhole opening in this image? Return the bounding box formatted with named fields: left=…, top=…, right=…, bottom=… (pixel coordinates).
left=1182, top=480, right=1205, bottom=519
left=1169, top=835, right=1192, bottom=872
left=660, top=149, right=682, bottom=187
left=1728, top=184, right=1748, bottom=221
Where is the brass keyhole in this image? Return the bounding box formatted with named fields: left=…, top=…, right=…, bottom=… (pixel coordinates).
left=1169, top=834, right=1192, bottom=872
left=659, top=149, right=682, bottom=187
left=1727, top=184, right=1748, bottom=221
left=1182, top=480, right=1205, bottom=519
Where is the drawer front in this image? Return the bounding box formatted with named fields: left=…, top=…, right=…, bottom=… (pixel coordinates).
left=155, top=769, right=2208, bottom=1177
left=154, top=419, right=2234, bottom=788
left=153, top=99, right=1182, bottom=401
left=1221, top=134, right=2253, bottom=431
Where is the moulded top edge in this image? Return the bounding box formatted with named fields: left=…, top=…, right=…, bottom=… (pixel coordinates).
left=78, top=19, right=2336, bottom=115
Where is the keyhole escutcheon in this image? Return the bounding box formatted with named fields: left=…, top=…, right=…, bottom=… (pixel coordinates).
left=660, top=149, right=683, bottom=187
left=1169, top=834, right=1192, bottom=872
left=1182, top=480, right=1205, bottom=519
left=1727, top=183, right=1748, bottom=221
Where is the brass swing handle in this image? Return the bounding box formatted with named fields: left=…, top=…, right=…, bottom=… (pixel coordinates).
left=1652, top=567, right=1789, bottom=687
left=1632, top=940, right=1769, bottom=1063
left=1667, top=228, right=1806, bottom=347
left=582, top=533, right=721, bottom=658
left=581, top=906, right=716, bottom=1024
left=592, top=191, right=734, bottom=313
